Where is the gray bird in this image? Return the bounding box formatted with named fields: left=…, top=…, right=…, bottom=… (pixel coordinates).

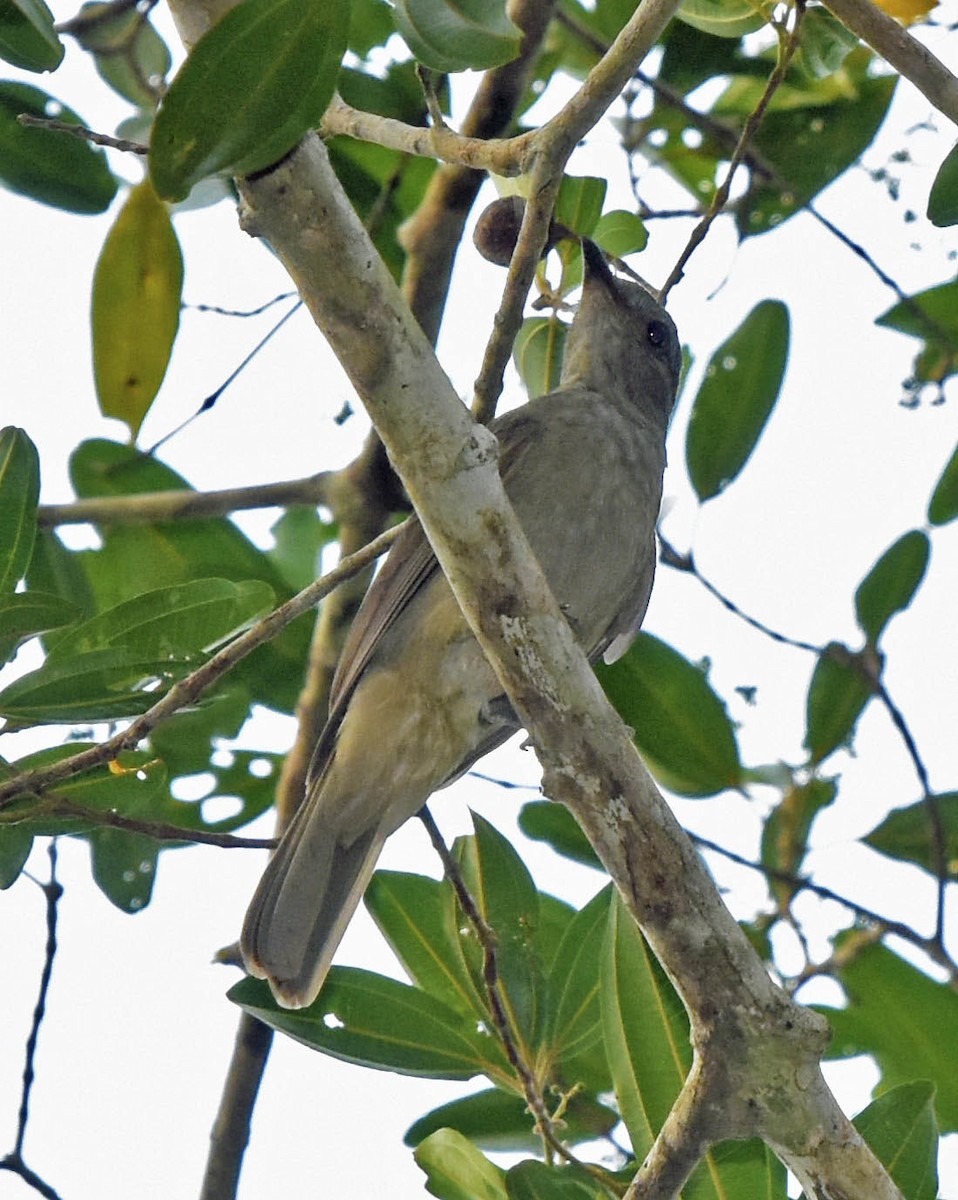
left=241, top=241, right=681, bottom=1009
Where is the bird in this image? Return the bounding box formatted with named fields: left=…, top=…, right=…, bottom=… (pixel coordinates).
left=241, top=240, right=682, bottom=1009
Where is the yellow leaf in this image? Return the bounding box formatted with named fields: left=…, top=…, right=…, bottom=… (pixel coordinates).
left=871, top=0, right=936, bottom=21
left=91, top=179, right=184, bottom=440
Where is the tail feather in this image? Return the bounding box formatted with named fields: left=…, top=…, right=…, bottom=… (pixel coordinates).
left=241, top=791, right=387, bottom=1009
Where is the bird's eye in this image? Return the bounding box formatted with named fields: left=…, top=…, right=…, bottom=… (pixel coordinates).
left=647, top=319, right=669, bottom=348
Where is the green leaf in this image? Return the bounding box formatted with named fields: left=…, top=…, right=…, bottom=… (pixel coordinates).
left=863, top=792, right=958, bottom=878
left=513, top=317, right=568, bottom=400
left=517, top=800, right=603, bottom=871
left=348, top=0, right=395, bottom=58
left=602, top=892, right=688, bottom=1157
left=0, top=82, right=117, bottom=212
left=658, top=19, right=745, bottom=93
left=677, top=0, right=768, bottom=39
left=738, top=72, right=896, bottom=235
left=267, top=506, right=335, bottom=592
left=72, top=2, right=171, bottom=109
left=821, top=942, right=958, bottom=1131
left=47, top=578, right=273, bottom=662
left=547, top=886, right=611, bottom=1064
left=854, top=531, right=929, bottom=645
left=596, top=633, right=743, bottom=797
left=457, top=814, right=544, bottom=1047
left=92, top=180, right=184, bottom=440
left=0, top=0, right=63, bottom=71
left=685, top=1140, right=786, bottom=1200
left=88, top=826, right=158, bottom=912
left=804, top=643, right=877, bottom=764
left=229, top=969, right=502, bottom=1078
left=364, top=870, right=485, bottom=1017
left=405, top=1088, right=617, bottom=1152
left=686, top=300, right=789, bottom=502
left=150, top=0, right=349, bottom=201
left=928, top=142, right=958, bottom=228
left=854, top=1081, right=938, bottom=1200
left=414, top=1129, right=509, bottom=1200
left=506, top=1159, right=604, bottom=1199
left=0, top=819, right=32, bottom=888
left=0, top=646, right=195, bottom=724
left=554, top=175, right=607, bottom=237
left=877, top=279, right=958, bottom=390
left=761, top=778, right=836, bottom=907
left=392, top=0, right=520, bottom=72
left=0, top=426, right=39, bottom=595
left=66, top=439, right=309, bottom=714
left=928, top=442, right=958, bottom=526
left=798, top=8, right=859, bottom=79
left=592, top=209, right=648, bottom=257
left=0, top=591, right=80, bottom=665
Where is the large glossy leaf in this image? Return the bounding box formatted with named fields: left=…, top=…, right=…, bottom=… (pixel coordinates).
left=928, top=142, right=958, bottom=228
left=0, top=81, right=117, bottom=212
left=854, top=1081, right=938, bottom=1200
left=737, top=71, right=896, bottom=236
left=364, top=870, right=485, bottom=1017
left=677, top=0, right=768, bottom=39
left=517, top=800, right=603, bottom=871
left=505, top=1160, right=605, bottom=1199
left=854, top=530, right=929, bottom=646
left=547, top=885, right=611, bottom=1065
left=150, top=0, right=349, bottom=201
left=457, top=814, right=544, bottom=1048
left=0, top=591, right=80, bottom=665
left=804, top=643, right=876, bottom=764
left=413, top=1129, right=508, bottom=1200
left=0, top=645, right=195, bottom=724
left=821, top=942, right=958, bottom=1131
left=392, top=0, right=520, bottom=72
left=686, top=300, right=789, bottom=502
left=602, top=893, right=688, bottom=1157
left=71, top=2, right=171, bottom=109
left=405, top=1087, right=617, bottom=1152
left=0, top=426, right=39, bottom=595
left=513, top=317, right=568, bottom=400
left=66, top=440, right=309, bottom=714
left=596, top=633, right=743, bottom=797
left=863, top=792, right=958, bottom=878
left=92, top=180, right=184, bottom=440
left=230, top=969, right=504, bottom=1078
left=554, top=174, right=606, bottom=237
left=46, top=578, right=274, bottom=662
left=928, top=442, right=958, bottom=526
left=0, top=0, right=63, bottom=71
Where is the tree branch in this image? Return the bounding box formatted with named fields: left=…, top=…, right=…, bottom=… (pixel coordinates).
left=821, top=0, right=958, bottom=125
left=36, top=473, right=332, bottom=527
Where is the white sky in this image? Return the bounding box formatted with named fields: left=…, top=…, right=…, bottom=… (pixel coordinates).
left=1, top=4, right=958, bottom=1198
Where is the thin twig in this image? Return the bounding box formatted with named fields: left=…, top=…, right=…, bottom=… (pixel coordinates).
left=1, top=799, right=277, bottom=850
left=660, top=0, right=807, bottom=302
left=692, top=832, right=958, bottom=981
left=0, top=844, right=65, bottom=1200
left=658, top=534, right=821, bottom=654
left=16, top=114, right=148, bottom=155
left=0, top=524, right=402, bottom=809
left=37, top=471, right=332, bottom=527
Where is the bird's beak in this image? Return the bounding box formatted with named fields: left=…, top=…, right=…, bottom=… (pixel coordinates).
left=581, top=238, right=616, bottom=291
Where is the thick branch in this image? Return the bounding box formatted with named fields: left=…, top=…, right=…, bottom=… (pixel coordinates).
left=822, top=0, right=958, bottom=125
left=232, top=113, right=902, bottom=1200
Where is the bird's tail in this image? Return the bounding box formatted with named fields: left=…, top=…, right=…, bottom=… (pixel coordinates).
left=241, top=784, right=387, bottom=1010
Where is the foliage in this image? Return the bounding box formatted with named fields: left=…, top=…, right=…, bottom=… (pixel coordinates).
left=0, top=0, right=956, bottom=1197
